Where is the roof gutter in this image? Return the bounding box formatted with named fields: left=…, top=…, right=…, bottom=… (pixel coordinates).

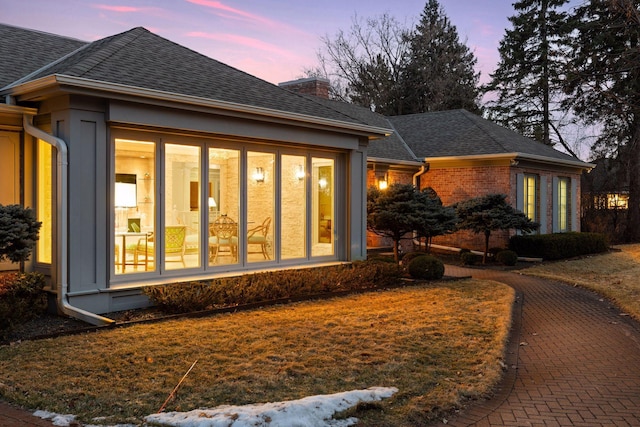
left=23, top=114, right=114, bottom=326
left=424, top=152, right=594, bottom=170
left=368, top=157, right=423, bottom=167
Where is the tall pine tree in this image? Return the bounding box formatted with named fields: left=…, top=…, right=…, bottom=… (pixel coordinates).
left=564, top=0, right=640, bottom=242
left=485, top=0, right=575, bottom=153
left=401, top=0, right=481, bottom=114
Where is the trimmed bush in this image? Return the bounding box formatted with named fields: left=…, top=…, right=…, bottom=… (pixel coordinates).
left=488, top=247, right=505, bottom=259
left=509, top=232, right=608, bottom=260
left=460, top=251, right=481, bottom=265
left=144, top=260, right=402, bottom=314
left=407, top=255, right=445, bottom=280
left=496, top=250, right=518, bottom=266
left=0, top=272, right=46, bottom=331
left=401, top=251, right=428, bottom=266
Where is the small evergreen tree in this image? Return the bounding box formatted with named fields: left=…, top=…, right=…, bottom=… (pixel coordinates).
left=0, top=204, right=41, bottom=264
left=367, top=183, right=425, bottom=263
left=413, top=187, right=458, bottom=252
left=454, top=194, right=539, bottom=263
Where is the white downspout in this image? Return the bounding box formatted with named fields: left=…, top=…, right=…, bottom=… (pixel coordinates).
left=23, top=115, right=114, bottom=326
left=412, top=163, right=427, bottom=188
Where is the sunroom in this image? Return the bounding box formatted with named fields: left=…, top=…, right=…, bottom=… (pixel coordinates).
left=1, top=26, right=390, bottom=322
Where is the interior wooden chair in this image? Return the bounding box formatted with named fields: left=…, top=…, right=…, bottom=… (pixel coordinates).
left=247, top=217, right=271, bottom=260
left=209, top=215, right=238, bottom=263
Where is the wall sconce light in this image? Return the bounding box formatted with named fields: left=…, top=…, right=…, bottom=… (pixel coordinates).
left=295, top=165, right=305, bottom=181
left=318, top=177, right=328, bottom=189
left=253, top=167, right=265, bottom=183
left=378, top=173, right=389, bottom=190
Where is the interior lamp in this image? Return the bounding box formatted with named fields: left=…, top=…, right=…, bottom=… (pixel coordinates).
left=115, top=174, right=137, bottom=208
left=208, top=196, right=217, bottom=210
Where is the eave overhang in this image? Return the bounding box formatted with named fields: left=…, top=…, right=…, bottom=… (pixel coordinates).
left=2, top=75, right=392, bottom=139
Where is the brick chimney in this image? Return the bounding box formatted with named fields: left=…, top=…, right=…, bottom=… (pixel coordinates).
left=279, top=77, right=330, bottom=99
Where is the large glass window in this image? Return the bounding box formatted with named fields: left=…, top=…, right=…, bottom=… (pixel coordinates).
left=113, top=135, right=341, bottom=279
left=557, top=177, right=570, bottom=232
left=208, top=147, right=240, bottom=266
left=247, top=151, right=275, bottom=262
left=114, top=139, right=155, bottom=275
left=165, top=144, right=201, bottom=270
left=312, top=157, right=334, bottom=257
left=523, top=174, right=538, bottom=222
left=281, top=155, right=307, bottom=259
left=37, top=139, right=53, bottom=264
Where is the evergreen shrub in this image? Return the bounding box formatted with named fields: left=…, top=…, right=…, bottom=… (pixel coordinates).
left=496, top=250, right=518, bottom=266
left=407, top=255, right=445, bottom=280
left=0, top=272, right=46, bottom=331
left=460, top=251, right=481, bottom=265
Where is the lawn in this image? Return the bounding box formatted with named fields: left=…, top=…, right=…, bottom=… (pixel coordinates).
left=523, top=243, right=640, bottom=320
left=0, top=279, right=513, bottom=426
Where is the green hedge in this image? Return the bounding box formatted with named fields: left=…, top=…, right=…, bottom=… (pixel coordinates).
left=509, top=232, right=609, bottom=260
left=144, top=260, right=402, bottom=314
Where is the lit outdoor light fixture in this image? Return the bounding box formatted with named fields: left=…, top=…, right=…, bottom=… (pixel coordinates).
left=377, top=172, right=389, bottom=190
left=378, top=177, right=388, bottom=190
left=252, top=167, right=265, bottom=182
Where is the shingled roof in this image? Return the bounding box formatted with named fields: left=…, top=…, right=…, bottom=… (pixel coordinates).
left=0, top=23, right=87, bottom=89
left=300, top=96, right=419, bottom=163
left=388, top=109, right=590, bottom=167
left=2, top=26, right=386, bottom=129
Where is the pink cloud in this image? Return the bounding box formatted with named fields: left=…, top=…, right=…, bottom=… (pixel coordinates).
left=187, top=31, right=294, bottom=58
left=185, top=0, right=275, bottom=27
left=93, top=5, right=145, bottom=13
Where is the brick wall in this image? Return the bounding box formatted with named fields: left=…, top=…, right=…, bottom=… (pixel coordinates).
left=366, top=162, right=585, bottom=253
left=420, top=165, right=513, bottom=250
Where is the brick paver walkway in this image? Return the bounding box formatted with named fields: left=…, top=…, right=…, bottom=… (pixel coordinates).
left=0, top=401, right=56, bottom=426
left=439, top=266, right=640, bottom=426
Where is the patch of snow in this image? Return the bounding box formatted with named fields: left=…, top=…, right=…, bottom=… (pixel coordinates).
left=145, top=386, right=398, bottom=427
left=33, top=387, right=397, bottom=427
left=33, top=410, right=76, bottom=426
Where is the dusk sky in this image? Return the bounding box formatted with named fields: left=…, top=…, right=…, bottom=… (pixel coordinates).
left=2, top=1, right=523, bottom=86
